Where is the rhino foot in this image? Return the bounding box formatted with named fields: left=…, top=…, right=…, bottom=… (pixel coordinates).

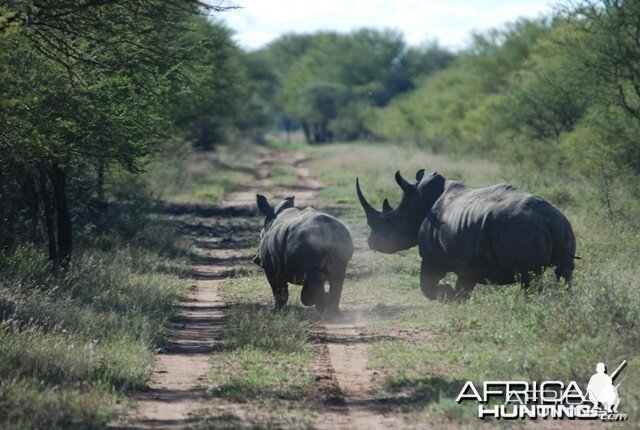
left=438, top=283, right=457, bottom=300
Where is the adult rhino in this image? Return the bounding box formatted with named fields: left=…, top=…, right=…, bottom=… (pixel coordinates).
left=356, top=170, right=577, bottom=299
left=254, top=195, right=353, bottom=313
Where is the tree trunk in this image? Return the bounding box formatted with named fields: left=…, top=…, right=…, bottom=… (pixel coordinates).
left=50, top=166, right=72, bottom=266
left=38, top=169, right=57, bottom=264
left=301, top=121, right=312, bottom=144
left=96, top=160, right=105, bottom=203
left=22, top=174, right=40, bottom=242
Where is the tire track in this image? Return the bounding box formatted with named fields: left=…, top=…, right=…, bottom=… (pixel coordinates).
left=121, top=155, right=273, bottom=429
left=124, top=148, right=398, bottom=429
left=286, top=154, right=402, bottom=430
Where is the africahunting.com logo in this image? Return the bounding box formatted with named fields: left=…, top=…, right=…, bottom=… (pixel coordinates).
left=456, top=360, right=628, bottom=422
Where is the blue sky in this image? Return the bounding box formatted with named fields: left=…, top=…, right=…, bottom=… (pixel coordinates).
left=217, top=0, right=557, bottom=51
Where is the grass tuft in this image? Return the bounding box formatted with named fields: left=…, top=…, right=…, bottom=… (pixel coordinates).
left=222, top=304, right=309, bottom=353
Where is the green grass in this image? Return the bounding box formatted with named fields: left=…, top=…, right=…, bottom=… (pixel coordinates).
left=0, top=243, right=189, bottom=429
left=306, top=142, right=640, bottom=424
left=144, top=139, right=262, bottom=204
left=269, top=163, right=299, bottom=187
left=205, top=275, right=316, bottom=427
left=265, top=132, right=310, bottom=150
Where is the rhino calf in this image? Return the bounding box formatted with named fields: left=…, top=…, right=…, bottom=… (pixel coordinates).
left=254, top=194, right=353, bottom=313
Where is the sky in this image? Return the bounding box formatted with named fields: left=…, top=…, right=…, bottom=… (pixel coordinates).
left=216, top=0, right=557, bottom=51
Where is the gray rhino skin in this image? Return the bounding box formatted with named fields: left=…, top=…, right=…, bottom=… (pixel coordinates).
left=255, top=194, right=353, bottom=313
left=356, top=169, right=577, bottom=299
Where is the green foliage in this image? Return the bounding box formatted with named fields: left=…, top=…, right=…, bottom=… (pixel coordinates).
left=168, top=17, right=254, bottom=149
left=296, top=82, right=351, bottom=143
left=0, top=5, right=246, bottom=423
left=369, top=17, right=552, bottom=153
left=254, top=29, right=453, bottom=143
left=0, top=2, right=250, bottom=265
left=370, top=6, right=640, bottom=218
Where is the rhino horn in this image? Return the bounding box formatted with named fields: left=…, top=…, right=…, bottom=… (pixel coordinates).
left=395, top=171, right=413, bottom=194
left=356, top=178, right=381, bottom=223
left=382, top=198, right=393, bottom=213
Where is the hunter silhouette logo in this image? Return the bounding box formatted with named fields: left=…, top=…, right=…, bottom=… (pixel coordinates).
left=587, top=361, right=626, bottom=414
left=456, top=360, right=628, bottom=421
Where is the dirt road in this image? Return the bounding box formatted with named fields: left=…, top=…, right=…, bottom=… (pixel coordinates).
left=124, top=149, right=399, bottom=429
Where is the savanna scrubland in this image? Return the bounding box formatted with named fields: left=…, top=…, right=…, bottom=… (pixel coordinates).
left=1, top=0, right=639, bottom=428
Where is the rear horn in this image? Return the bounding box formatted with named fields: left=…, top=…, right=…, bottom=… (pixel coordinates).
left=382, top=198, right=393, bottom=213
left=395, top=171, right=413, bottom=193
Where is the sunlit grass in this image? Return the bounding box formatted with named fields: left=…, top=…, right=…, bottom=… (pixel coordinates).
left=145, top=139, right=262, bottom=204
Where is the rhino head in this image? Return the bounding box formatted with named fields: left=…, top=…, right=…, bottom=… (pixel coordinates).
left=356, top=169, right=445, bottom=254
left=253, top=194, right=295, bottom=266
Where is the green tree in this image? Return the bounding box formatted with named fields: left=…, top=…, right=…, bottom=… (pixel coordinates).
left=266, top=28, right=452, bottom=143
left=368, top=18, right=551, bottom=153
left=0, top=1, right=236, bottom=265
left=168, top=17, right=251, bottom=149
left=297, top=82, right=350, bottom=143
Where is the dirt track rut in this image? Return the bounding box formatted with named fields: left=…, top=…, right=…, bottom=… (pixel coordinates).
left=125, top=149, right=399, bottom=429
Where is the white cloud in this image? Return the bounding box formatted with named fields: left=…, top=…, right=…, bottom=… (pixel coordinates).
left=216, top=0, right=554, bottom=50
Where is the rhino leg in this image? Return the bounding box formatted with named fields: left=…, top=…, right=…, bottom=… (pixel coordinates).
left=420, top=260, right=450, bottom=300
left=455, top=277, right=475, bottom=300
left=327, top=271, right=346, bottom=315
left=301, top=269, right=327, bottom=311
left=269, top=280, right=288, bottom=311
left=519, top=272, right=532, bottom=291
left=554, top=263, right=573, bottom=285
left=519, top=267, right=544, bottom=293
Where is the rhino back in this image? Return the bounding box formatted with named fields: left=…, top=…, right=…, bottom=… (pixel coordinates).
left=422, top=182, right=575, bottom=283
left=261, top=208, right=353, bottom=283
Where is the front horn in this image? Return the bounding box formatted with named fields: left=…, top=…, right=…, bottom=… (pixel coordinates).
left=356, top=178, right=381, bottom=222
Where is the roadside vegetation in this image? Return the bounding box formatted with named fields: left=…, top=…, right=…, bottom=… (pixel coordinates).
left=0, top=2, right=260, bottom=428
left=0, top=228, right=189, bottom=429
left=145, top=140, right=262, bottom=205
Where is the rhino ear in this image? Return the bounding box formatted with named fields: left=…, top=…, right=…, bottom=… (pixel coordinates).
left=417, top=172, right=445, bottom=206
left=382, top=198, right=393, bottom=213
left=415, top=169, right=425, bottom=182
left=274, top=196, right=295, bottom=215
left=256, top=194, right=274, bottom=218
